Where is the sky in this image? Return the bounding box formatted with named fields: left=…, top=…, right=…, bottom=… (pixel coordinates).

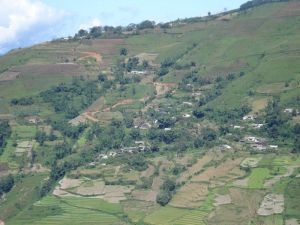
left=0, top=0, right=247, bottom=54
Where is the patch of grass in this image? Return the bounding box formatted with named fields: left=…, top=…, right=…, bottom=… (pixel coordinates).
left=7, top=195, right=124, bottom=225
left=0, top=173, right=48, bottom=222
left=284, top=178, right=300, bottom=219
left=0, top=74, right=72, bottom=99
left=247, top=168, right=270, bottom=189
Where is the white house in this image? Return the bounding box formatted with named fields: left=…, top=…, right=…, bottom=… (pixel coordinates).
left=243, top=115, right=255, bottom=121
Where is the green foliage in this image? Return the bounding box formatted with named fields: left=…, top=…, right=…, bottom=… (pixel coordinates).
left=156, top=191, right=172, bottom=206
left=285, top=179, right=300, bottom=219
left=126, top=154, right=148, bottom=171
left=0, top=119, right=12, bottom=155
left=40, top=78, right=102, bottom=119
left=11, top=97, right=34, bottom=106
left=120, top=48, right=128, bottom=56
left=0, top=174, right=14, bottom=195
left=156, top=178, right=177, bottom=206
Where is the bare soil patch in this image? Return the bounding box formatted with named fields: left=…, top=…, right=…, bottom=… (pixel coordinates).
left=154, top=82, right=177, bottom=95
left=131, top=190, right=157, bottom=202
left=0, top=71, right=20, bottom=81
left=78, top=51, right=102, bottom=63
left=213, top=194, right=232, bottom=207
left=0, top=219, right=5, bottom=225
left=286, top=219, right=300, bottom=225
left=141, top=165, right=155, bottom=178
left=59, top=177, right=83, bottom=190
left=177, top=153, right=214, bottom=183
left=152, top=176, right=163, bottom=192
left=75, top=180, right=106, bottom=196
left=11, top=63, right=83, bottom=77
left=251, top=97, right=270, bottom=113
left=191, top=158, right=243, bottom=184
left=257, top=194, right=284, bottom=216
left=233, top=178, right=249, bottom=187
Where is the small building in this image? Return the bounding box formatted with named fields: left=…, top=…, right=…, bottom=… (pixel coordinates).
left=250, top=123, right=264, bottom=129
left=139, top=122, right=152, bottom=130
left=192, top=92, right=202, bottom=97
left=182, top=102, right=193, bottom=106
left=234, top=125, right=244, bottom=130
left=269, top=145, right=278, bottom=149
left=251, top=144, right=267, bottom=151
left=129, top=70, right=147, bottom=75
left=182, top=114, right=191, bottom=118
left=243, top=115, right=255, bottom=121
left=164, top=128, right=172, bottom=131
left=220, top=144, right=232, bottom=151
left=244, top=136, right=266, bottom=144
left=284, top=108, right=294, bottom=114
left=25, top=116, right=42, bottom=124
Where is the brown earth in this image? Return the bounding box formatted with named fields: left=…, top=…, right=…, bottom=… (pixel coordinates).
left=154, top=82, right=177, bottom=95
left=5, top=63, right=83, bottom=80
left=191, top=158, right=243, bottom=185
left=0, top=71, right=20, bottom=81
left=78, top=51, right=102, bottom=63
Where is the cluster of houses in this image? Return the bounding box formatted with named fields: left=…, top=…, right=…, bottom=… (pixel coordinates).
left=128, top=70, right=148, bottom=75
left=242, top=136, right=278, bottom=151
left=95, top=141, right=150, bottom=161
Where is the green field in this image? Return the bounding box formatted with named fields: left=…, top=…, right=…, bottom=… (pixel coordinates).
left=247, top=168, right=270, bottom=189
left=7, top=196, right=124, bottom=225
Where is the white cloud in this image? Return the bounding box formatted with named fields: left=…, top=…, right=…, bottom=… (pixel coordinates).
left=79, top=18, right=102, bottom=30
left=0, top=0, right=69, bottom=54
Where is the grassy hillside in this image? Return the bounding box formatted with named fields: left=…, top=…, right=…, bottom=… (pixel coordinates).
left=0, top=1, right=300, bottom=225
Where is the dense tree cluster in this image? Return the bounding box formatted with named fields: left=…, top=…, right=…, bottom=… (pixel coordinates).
left=0, top=120, right=12, bottom=155
left=40, top=78, right=101, bottom=119
left=0, top=174, right=14, bottom=196
left=11, top=97, right=34, bottom=106
left=156, top=178, right=177, bottom=206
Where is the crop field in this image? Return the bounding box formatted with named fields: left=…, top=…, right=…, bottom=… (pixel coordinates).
left=8, top=196, right=124, bottom=225
left=0, top=74, right=73, bottom=99
left=0, top=1, right=299, bottom=225
left=247, top=168, right=270, bottom=189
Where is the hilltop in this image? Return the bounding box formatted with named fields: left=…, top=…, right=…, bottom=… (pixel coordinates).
left=0, top=1, right=300, bottom=225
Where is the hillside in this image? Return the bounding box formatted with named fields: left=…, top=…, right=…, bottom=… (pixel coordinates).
left=0, top=1, right=300, bottom=225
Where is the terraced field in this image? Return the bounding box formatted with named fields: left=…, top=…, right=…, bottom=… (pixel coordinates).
left=8, top=196, right=124, bottom=225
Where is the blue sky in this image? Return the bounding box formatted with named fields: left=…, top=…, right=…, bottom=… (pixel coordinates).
left=0, top=0, right=246, bottom=54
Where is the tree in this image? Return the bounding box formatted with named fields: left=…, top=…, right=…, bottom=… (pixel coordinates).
left=202, top=128, right=217, bottom=142
left=120, top=48, right=128, bottom=56
left=293, top=137, right=300, bottom=153
left=193, top=108, right=205, bottom=119
left=156, top=191, right=171, bottom=206
left=137, top=20, right=155, bottom=30
left=77, top=29, right=88, bottom=38
left=129, top=129, right=141, bottom=140
left=35, top=131, right=47, bottom=146
left=90, top=26, right=102, bottom=38
left=0, top=174, right=14, bottom=195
